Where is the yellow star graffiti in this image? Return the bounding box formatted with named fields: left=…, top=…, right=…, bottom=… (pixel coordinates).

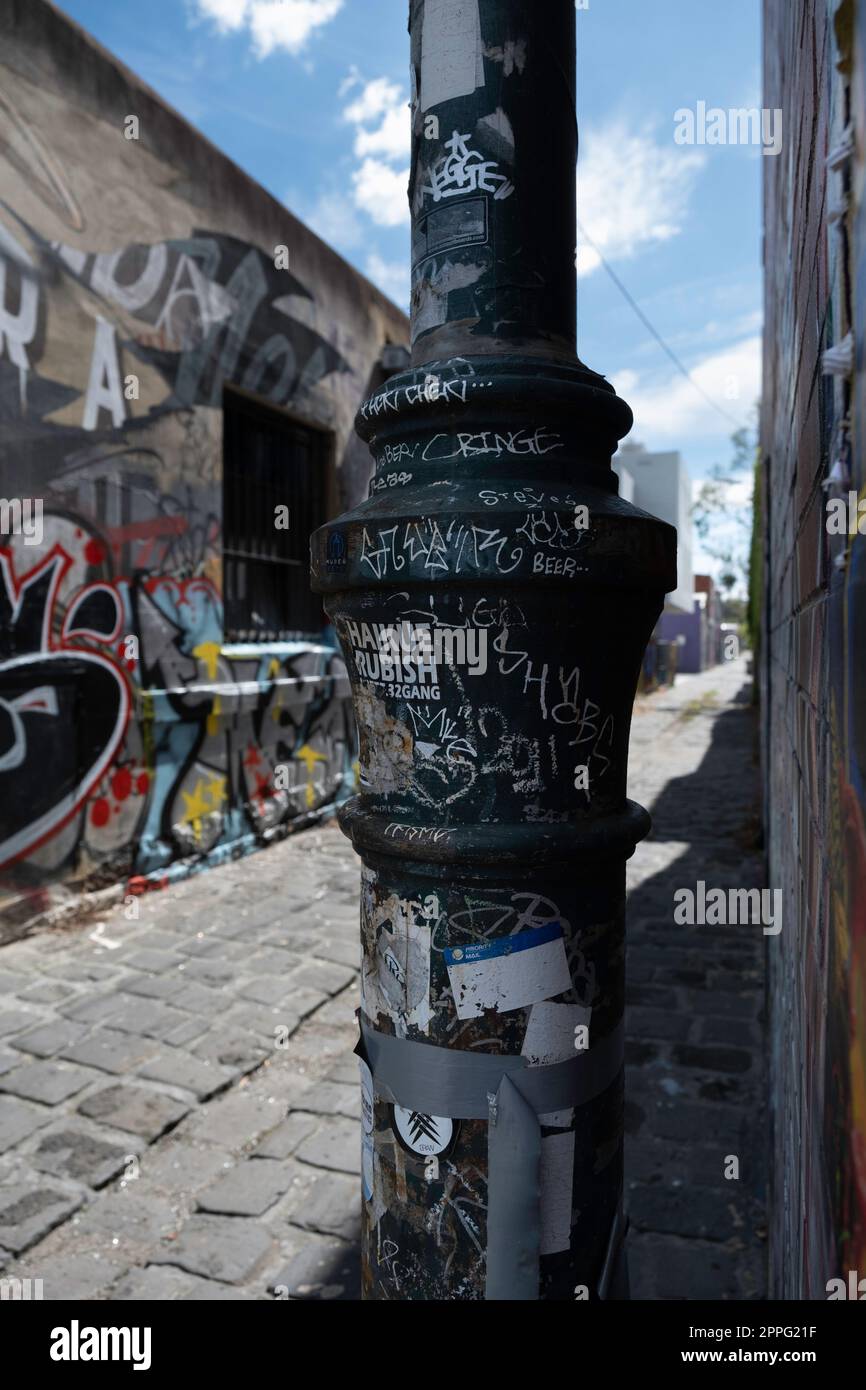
left=205, top=774, right=228, bottom=808
left=296, top=743, right=327, bottom=808
left=179, top=774, right=228, bottom=845
left=193, top=642, right=221, bottom=681
left=180, top=778, right=213, bottom=845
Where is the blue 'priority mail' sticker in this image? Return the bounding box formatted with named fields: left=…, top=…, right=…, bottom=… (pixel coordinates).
left=444, top=922, right=571, bottom=1020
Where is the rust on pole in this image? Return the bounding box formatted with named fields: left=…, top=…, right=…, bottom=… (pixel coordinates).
left=312, top=0, right=676, bottom=1300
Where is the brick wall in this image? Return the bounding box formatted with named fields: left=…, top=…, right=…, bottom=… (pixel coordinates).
left=761, top=0, right=866, bottom=1297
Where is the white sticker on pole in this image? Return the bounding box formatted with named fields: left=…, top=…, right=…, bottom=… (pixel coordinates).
left=420, top=0, right=485, bottom=112
left=444, top=922, right=571, bottom=1020
left=521, top=1001, right=592, bottom=1067
left=393, top=1105, right=455, bottom=1157
left=522, top=1000, right=592, bottom=1128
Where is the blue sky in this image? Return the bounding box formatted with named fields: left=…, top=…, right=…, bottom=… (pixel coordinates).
left=57, top=0, right=762, bottom=568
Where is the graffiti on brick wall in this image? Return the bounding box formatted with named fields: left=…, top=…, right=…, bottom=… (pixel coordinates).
left=818, top=37, right=866, bottom=1287
left=827, top=532, right=866, bottom=1284
left=0, top=135, right=359, bottom=889
left=0, top=513, right=353, bottom=883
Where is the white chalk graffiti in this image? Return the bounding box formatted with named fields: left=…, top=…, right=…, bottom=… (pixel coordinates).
left=408, top=703, right=477, bottom=764
left=361, top=376, right=473, bottom=420
left=384, top=823, right=452, bottom=844
left=375, top=442, right=418, bottom=472
left=478, top=489, right=580, bottom=508
left=435, top=891, right=569, bottom=952
left=358, top=510, right=586, bottom=581
left=421, top=427, right=564, bottom=462
left=370, top=471, right=414, bottom=494
left=421, top=130, right=515, bottom=203
left=359, top=519, right=523, bottom=579
left=488, top=619, right=613, bottom=745
left=515, top=510, right=584, bottom=553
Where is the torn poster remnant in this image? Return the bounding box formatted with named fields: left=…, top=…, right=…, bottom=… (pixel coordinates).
left=420, top=0, right=485, bottom=111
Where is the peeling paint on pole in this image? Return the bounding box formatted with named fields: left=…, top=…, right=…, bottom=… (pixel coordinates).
left=312, top=0, right=677, bottom=1300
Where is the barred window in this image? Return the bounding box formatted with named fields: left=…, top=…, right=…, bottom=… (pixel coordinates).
left=222, top=387, right=330, bottom=643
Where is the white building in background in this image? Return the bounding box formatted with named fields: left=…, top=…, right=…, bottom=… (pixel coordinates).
left=613, top=442, right=694, bottom=613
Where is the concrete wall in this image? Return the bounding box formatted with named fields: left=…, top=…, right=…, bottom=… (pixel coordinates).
left=614, top=443, right=694, bottom=612
left=0, top=0, right=408, bottom=914
left=695, top=574, right=722, bottom=668
left=761, top=0, right=866, bottom=1296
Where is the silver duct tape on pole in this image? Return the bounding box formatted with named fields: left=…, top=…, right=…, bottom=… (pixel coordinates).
left=486, top=1075, right=541, bottom=1301
left=356, top=1014, right=625, bottom=1300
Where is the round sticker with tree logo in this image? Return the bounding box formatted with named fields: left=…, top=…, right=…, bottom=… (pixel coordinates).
left=392, top=1104, right=457, bottom=1157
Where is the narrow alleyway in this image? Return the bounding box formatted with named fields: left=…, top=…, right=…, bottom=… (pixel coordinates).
left=625, top=655, right=767, bottom=1298
left=0, top=655, right=765, bottom=1300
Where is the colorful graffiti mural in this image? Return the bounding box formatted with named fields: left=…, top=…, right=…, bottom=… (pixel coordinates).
left=0, top=23, right=410, bottom=906
left=761, top=0, right=866, bottom=1297
left=0, top=511, right=354, bottom=890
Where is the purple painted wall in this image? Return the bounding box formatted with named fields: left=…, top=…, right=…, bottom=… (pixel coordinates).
left=657, top=606, right=702, bottom=674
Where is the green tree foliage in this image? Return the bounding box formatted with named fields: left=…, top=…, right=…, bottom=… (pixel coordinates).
left=692, top=415, right=759, bottom=600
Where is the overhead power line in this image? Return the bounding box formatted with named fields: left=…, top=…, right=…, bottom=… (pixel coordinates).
left=577, top=220, right=748, bottom=433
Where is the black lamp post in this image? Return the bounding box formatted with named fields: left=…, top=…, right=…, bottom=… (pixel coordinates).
left=312, top=0, right=676, bottom=1300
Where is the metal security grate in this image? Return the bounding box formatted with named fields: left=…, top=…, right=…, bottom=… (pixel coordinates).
left=222, top=388, right=330, bottom=643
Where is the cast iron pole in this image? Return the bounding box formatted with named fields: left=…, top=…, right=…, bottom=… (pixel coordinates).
left=312, top=0, right=676, bottom=1301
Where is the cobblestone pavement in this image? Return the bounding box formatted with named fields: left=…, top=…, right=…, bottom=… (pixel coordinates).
left=0, top=655, right=765, bottom=1301
left=625, top=655, right=767, bottom=1299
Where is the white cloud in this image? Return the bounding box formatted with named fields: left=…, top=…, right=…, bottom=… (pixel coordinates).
left=352, top=157, right=409, bottom=227
left=366, top=252, right=409, bottom=309
left=612, top=334, right=761, bottom=446
left=300, top=188, right=363, bottom=251
left=339, top=75, right=411, bottom=226
left=194, top=0, right=247, bottom=29
left=294, top=71, right=409, bottom=280
left=193, top=0, right=343, bottom=59
left=721, top=477, right=755, bottom=508
left=343, top=76, right=403, bottom=127
left=338, top=66, right=361, bottom=98
left=577, top=120, right=705, bottom=276
left=355, top=105, right=411, bottom=161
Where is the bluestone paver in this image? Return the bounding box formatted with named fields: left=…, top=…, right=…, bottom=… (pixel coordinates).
left=0, top=663, right=765, bottom=1300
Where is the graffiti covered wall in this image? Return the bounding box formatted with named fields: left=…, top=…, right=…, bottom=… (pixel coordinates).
left=761, top=0, right=866, bottom=1296
left=0, top=0, right=407, bottom=914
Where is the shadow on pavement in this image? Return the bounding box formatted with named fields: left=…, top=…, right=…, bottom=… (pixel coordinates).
left=623, top=679, right=768, bottom=1299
